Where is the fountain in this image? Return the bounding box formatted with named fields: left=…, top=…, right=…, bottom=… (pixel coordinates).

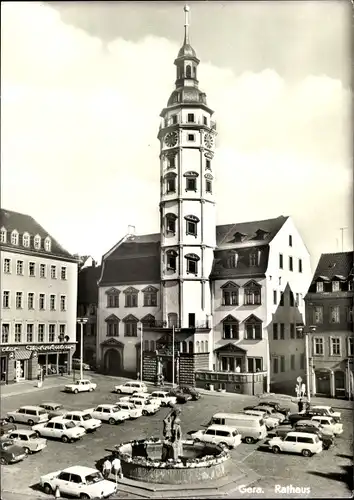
left=109, top=404, right=260, bottom=497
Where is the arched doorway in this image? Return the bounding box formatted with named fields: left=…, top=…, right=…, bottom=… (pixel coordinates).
left=334, top=370, right=346, bottom=399
left=315, top=370, right=331, bottom=396
left=104, top=349, right=122, bottom=376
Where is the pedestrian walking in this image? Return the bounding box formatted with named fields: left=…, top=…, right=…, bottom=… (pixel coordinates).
left=112, top=456, right=123, bottom=480
left=102, top=458, right=112, bottom=479
left=298, top=398, right=304, bottom=413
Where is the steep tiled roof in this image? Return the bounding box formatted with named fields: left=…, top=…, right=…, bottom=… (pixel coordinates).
left=313, top=252, right=353, bottom=281
left=0, top=208, right=76, bottom=261
left=78, top=265, right=101, bottom=304
left=99, top=217, right=288, bottom=285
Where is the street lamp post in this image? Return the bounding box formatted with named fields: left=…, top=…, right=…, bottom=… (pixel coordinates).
left=296, top=324, right=316, bottom=403
left=138, top=323, right=143, bottom=382
left=77, top=318, right=88, bottom=380
left=172, top=325, right=180, bottom=388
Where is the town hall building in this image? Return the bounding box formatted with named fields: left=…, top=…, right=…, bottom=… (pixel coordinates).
left=96, top=6, right=312, bottom=395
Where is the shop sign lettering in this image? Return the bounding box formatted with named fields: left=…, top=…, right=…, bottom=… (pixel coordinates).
left=1, top=344, right=74, bottom=353
left=0, top=346, right=19, bottom=352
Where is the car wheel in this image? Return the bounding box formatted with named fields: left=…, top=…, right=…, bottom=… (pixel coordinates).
left=35, top=431, right=41, bottom=437
left=23, top=447, right=30, bottom=454
left=142, top=410, right=148, bottom=416
left=117, top=389, right=122, bottom=394
left=109, top=418, right=116, bottom=425
left=7, top=417, right=15, bottom=424
left=80, top=494, right=90, bottom=500
left=0, top=457, right=7, bottom=465
left=220, top=442, right=229, bottom=449
left=27, top=419, right=34, bottom=426
left=272, top=446, right=280, bottom=454
left=245, top=437, right=255, bottom=444
left=89, top=388, right=93, bottom=392
left=74, top=389, right=79, bottom=394
left=302, top=449, right=312, bottom=457
left=43, top=483, right=53, bottom=495
left=61, top=435, right=69, bottom=443
left=194, top=438, right=201, bottom=443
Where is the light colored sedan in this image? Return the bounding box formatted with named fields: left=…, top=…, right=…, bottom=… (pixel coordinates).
left=130, top=398, right=159, bottom=416
left=55, top=411, right=102, bottom=432
left=150, top=391, right=177, bottom=407
left=243, top=410, right=279, bottom=429
left=115, top=401, right=143, bottom=419
left=114, top=381, right=148, bottom=394
left=64, top=379, right=97, bottom=394
left=191, top=425, right=242, bottom=449
left=32, top=419, right=86, bottom=443
left=7, top=429, right=47, bottom=454
left=89, top=404, right=129, bottom=424
left=253, top=406, right=285, bottom=422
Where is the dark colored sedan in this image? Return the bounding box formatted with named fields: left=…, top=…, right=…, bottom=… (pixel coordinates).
left=257, top=401, right=290, bottom=417
left=288, top=409, right=341, bottom=426
left=0, top=439, right=27, bottom=465
left=0, top=418, right=17, bottom=437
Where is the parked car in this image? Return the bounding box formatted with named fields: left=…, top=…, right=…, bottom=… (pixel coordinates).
left=64, top=379, right=97, bottom=394
left=7, top=406, right=49, bottom=426
left=265, top=422, right=334, bottom=451
left=179, top=386, right=201, bottom=400
left=72, top=359, right=91, bottom=371
left=114, top=381, right=148, bottom=394
left=39, top=403, right=66, bottom=420
left=150, top=391, right=177, bottom=407
left=243, top=410, right=279, bottom=430
left=7, top=429, right=47, bottom=454
left=310, top=406, right=341, bottom=420
left=40, top=465, right=117, bottom=499
left=294, top=420, right=334, bottom=449
left=267, top=431, right=323, bottom=457
left=0, top=438, right=27, bottom=465
left=33, top=419, right=86, bottom=443
left=257, top=401, right=290, bottom=417
left=191, top=425, right=242, bottom=449
left=114, top=401, right=143, bottom=419
left=252, top=406, right=286, bottom=422
left=170, top=389, right=192, bottom=404
left=0, top=418, right=16, bottom=437
left=57, top=411, right=102, bottom=432
left=129, top=398, right=159, bottom=416
left=311, top=416, right=343, bottom=436
left=89, top=404, right=129, bottom=424
left=124, top=392, right=161, bottom=409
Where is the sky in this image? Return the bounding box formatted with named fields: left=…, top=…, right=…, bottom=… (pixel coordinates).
left=1, top=1, right=352, bottom=270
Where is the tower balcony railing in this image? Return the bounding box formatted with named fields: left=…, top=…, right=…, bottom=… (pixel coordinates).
left=159, top=118, right=217, bottom=130
left=142, top=319, right=210, bottom=330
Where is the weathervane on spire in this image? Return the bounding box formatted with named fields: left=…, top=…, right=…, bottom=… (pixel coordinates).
left=184, top=5, right=190, bottom=44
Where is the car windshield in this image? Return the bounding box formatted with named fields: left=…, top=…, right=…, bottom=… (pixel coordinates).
left=29, top=433, right=38, bottom=439
left=85, top=472, right=103, bottom=484
left=54, top=405, right=64, bottom=410
left=328, top=418, right=335, bottom=424
left=82, top=414, right=92, bottom=421
left=65, top=422, right=76, bottom=429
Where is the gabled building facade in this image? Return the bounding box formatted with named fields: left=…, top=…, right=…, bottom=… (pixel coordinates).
left=96, top=6, right=312, bottom=395
left=0, top=209, right=78, bottom=383
left=305, top=251, right=353, bottom=398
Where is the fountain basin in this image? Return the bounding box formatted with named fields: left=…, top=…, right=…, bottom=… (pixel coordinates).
left=115, top=438, right=231, bottom=484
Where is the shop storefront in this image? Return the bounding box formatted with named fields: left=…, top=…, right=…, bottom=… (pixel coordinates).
left=0, top=344, right=75, bottom=384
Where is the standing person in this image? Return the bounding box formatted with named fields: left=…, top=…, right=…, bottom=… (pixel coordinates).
left=102, top=458, right=112, bottom=479
left=298, top=398, right=304, bottom=413
left=112, top=456, right=123, bottom=480
left=305, top=399, right=310, bottom=412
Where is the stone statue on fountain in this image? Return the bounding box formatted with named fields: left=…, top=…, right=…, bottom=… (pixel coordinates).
left=162, top=403, right=183, bottom=461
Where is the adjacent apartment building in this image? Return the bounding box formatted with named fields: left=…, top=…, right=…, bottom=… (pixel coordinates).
left=0, top=209, right=78, bottom=383
left=305, top=251, right=353, bottom=398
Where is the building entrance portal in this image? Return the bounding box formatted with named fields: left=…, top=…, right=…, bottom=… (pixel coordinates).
left=334, top=370, right=345, bottom=399
left=104, top=349, right=122, bottom=376
left=315, top=370, right=331, bottom=396
left=161, top=358, right=173, bottom=383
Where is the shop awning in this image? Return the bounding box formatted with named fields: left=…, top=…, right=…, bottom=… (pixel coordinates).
left=15, top=349, right=32, bottom=360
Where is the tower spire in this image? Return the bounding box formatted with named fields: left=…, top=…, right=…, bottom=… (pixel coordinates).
left=184, top=5, right=190, bottom=45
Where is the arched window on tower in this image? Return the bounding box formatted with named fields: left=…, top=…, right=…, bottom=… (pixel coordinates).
left=189, top=341, right=194, bottom=354
left=166, top=250, right=178, bottom=272
left=186, top=65, right=191, bottom=78
left=193, top=66, right=196, bottom=78
left=164, top=172, right=177, bottom=194
left=165, top=213, right=177, bottom=234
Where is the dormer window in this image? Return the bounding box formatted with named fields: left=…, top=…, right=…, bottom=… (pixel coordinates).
left=164, top=172, right=176, bottom=194
left=255, top=229, right=269, bottom=240
left=244, top=281, right=262, bottom=306
left=231, top=232, right=246, bottom=243
left=228, top=252, right=238, bottom=268
left=44, top=237, right=51, bottom=252
left=11, top=230, right=19, bottom=245
left=316, top=282, right=324, bottom=293
left=249, top=252, right=257, bottom=267
left=185, top=253, right=200, bottom=275
left=332, top=281, right=340, bottom=292
left=22, top=232, right=30, bottom=247
left=185, top=215, right=199, bottom=237
left=184, top=171, right=198, bottom=192
left=166, top=250, right=178, bottom=271
left=165, top=213, right=177, bottom=234
left=0, top=227, right=7, bottom=243
left=34, top=234, right=41, bottom=250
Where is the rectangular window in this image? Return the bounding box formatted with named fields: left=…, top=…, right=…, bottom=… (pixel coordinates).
left=247, top=357, right=262, bottom=373
left=50, top=265, right=57, bottom=279
left=26, top=324, right=34, bottom=343
left=289, top=292, right=294, bottom=307
left=125, top=294, right=138, bottom=307
left=244, top=288, right=261, bottom=305
left=273, top=323, right=278, bottom=340
left=295, top=293, right=300, bottom=306
left=346, top=307, right=353, bottom=323
left=330, top=306, right=340, bottom=323
left=107, top=322, right=119, bottom=336
left=16, top=260, right=24, bottom=275
left=167, top=253, right=176, bottom=271
left=14, top=324, right=22, bottom=343
left=40, top=264, right=46, bottom=278
left=273, top=357, right=279, bottom=374
left=290, top=354, right=295, bottom=370
left=167, top=156, right=176, bottom=169
left=144, top=292, right=157, bottom=307
left=222, top=289, right=238, bottom=306
left=187, top=113, right=195, bottom=123
left=298, top=259, right=303, bottom=273
left=290, top=323, right=295, bottom=339
left=16, top=292, right=23, bottom=309
left=348, top=337, right=353, bottom=357
left=223, top=323, right=239, bottom=340
left=166, top=217, right=176, bottom=232
left=3, top=291, right=10, bottom=308
left=28, top=292, right=34, bottom=310
left=280, top=323, right=285, bottom=340
left=314, top=337, right=324, bottom=355
left=29, top=262, right=35, bottom=276
left=107, top=294, right=119, bottom=308
left=61, top=267, right=67, bottom=280
left=39, top=294, right=45, bottom=310
left=186, top=221, right=197, bottom=236
left=289, top=256, right=293, bottom=271
left=2, top=324, right=9, bottom=344
left=172, top=115, right=178, bottom=124
left=49, top=324, right=55, bottom=343
left=3, top=258, right=11, bottom=274
left=300, top=353, right=305, bottom=369
left=60, top=324, right=66, bottom=336
left=187, top=134, right=195, bottom=142
left=330, top=337, right=341, bottom=356
left=38, top=324, right=45, bottom=343
left=203, top=116, right=208, bottom=125
left=245, top=323, right=262, bottom=340
left=60, top=295, right=66, bottom=311
left=313, top=306, right=323, bottom=324
left=279, top=254, right=283, bottom=269
left=124, top=322, right=137, bottom=337
left=316, top=282, right=324, bottom=292
left=289, top=235, right=292, bottom=247
left=332, top=281, right=340, bottom=292
left=279, top=292, right=284, bottom=306
left=205, top=180, right=212, bottom=193
left=187, top=259, right=197, bottom=274
left=186, top=178, right=196, bottom=191
left=296, top=326, right=303, bottom=339
left=273, top=290, right=277, bottom=305
left=50, top=295, right=56, bottom=311
left=206, top=159, right=211, bottom=170
left=280, top=356, right=285, bottom=372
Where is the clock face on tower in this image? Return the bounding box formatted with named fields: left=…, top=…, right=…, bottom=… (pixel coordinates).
left=164, top=131, right=178, bottom=148
left=204, top=133, right=214, bottom=149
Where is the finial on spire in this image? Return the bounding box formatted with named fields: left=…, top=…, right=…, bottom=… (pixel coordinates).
left=184, top=5, right=190, bottom=44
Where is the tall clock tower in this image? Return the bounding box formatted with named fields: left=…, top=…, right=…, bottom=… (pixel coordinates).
left=157, top=5, right=217, bottom=334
